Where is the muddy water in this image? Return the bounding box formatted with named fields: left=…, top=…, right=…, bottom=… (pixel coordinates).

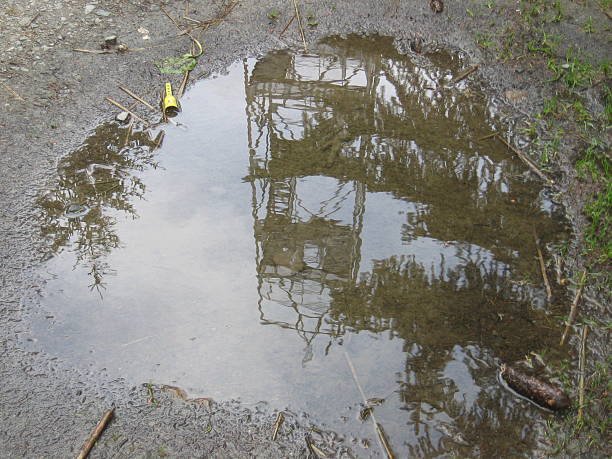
left=34, top=36, right=568, bottom=456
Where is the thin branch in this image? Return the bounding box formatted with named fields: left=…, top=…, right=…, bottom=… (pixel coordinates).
left=450, top=65, right=479, bottom=85
left=117, top=86, right=157, bottom=111
left=560, top=270, right=587, bottom=346
left=534, top=230, right=552, bottom=300
left=105, top=98, right=151, bottom=127
left=1, top=81, right=25, bottom=101
left=344, top=352, right=394, bottom=459
left=292, top=0, right=308, bottom=52
left=476, top=131, right=499, bottom=141
left=76, top=408, right=114, bottom=459
left=271, top=412, right=284, bottom=441
left=498, top=135, right=553, bottom=183
left=577, top=324, right=588, bottom=422
left=279, top=14, right=296, bottom=38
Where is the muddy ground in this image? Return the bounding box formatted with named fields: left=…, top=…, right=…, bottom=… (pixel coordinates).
left=0, top=0, right=609, bottom=457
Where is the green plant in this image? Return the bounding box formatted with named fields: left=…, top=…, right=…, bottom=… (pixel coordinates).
left=267, top=9, right=280, bottom=20
left=527, top=30, right=559, bottom=56
left=583, top=16, right=595, bottom=33
left=306, top=12, right=318, bottom=26
left=475, top=32, right=494, bottom=48
left=547, top=52, right=598, bottom=89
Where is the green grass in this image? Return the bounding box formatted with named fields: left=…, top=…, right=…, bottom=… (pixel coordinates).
left=545, top=357, right=612, bottom=456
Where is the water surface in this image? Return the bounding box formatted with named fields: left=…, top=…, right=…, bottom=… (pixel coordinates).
left=35, top=36, right=568, bottom=457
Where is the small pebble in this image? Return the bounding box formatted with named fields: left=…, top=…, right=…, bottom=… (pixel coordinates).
left=116, top=111, right=130, bottom=122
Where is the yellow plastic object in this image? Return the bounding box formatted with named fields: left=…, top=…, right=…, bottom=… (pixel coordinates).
left=162, top=82, right=179, bottom=116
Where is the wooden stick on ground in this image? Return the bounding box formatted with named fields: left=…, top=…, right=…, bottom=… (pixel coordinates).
left=476, top=131, right=499, bottom=141
left=1, top=81, right=25, bottom=101
left=76, top=408, right=114, bottom=459
left=534, top=231, right=552, bottom=300
left=497, top=135, right=552, bottom=183
left=578, top=324, right=589, bottom=422
left=560, top=270, right=587, bottom=346
left=292, top=0, right=308, bottom=52
left=450, top=65, right=479, bottom=85
left=118, top=86, right=157, bottom=111
left=344, top=352, right=394, bottom=459
left=279, top=14, right=296, bottom=38
left=105, top=98, right=151, bottom=127
left=271, top=412, right=285, bottom=441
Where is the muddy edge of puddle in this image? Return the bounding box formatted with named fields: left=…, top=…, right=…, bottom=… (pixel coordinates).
left=1, top=0, right=609, bottom=457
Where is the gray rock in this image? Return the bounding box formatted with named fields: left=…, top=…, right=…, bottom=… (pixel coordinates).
left=104, top=35, right=117, bottom=45
left=95, top=9, right=111, bottom=17
left=84, top=4, right=95, bottom=14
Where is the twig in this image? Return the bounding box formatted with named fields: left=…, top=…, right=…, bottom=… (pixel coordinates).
left=73, top=48, right=115, bottom=54
left=183, top=16, right=202, bottom=24
left=117, top=86, right=157, bottom=111
left=450, top=65, right=479, bottom=85
left=1, top=81, right=25, bottom=101
left=152, top=131, right=165, bottom=151
left=375, top=422, right=394, bottom=459
left=105, top=98, right=151, bottom=127
left=271, top=412, right=285, bottom=441
left=534, top=230, right=552, bottom=300
left=344, top=352, right=394, bottom=459
left=292, top=0, right=308, bottom=52
left=76, top=408, right=114, bottom=459
left=178, top=70, right=190, bottom=98
left=123, top=120, right=133, bottom=147
left=160, top=5, right=203, bottom=51
left=497, top=135, right=552, bottom=183
left=577, top=324, right=588, bottom=422
left=560, top=270, right=587, bottom=346
left=476, top=131, right=499, bottom=141
left=25, top=13, right=40, bottom=28
left=160, top=6, right=184, bottom=31
left=305, top=435, right=328, bottom=458
left=279, top=14, right=296, bottom=38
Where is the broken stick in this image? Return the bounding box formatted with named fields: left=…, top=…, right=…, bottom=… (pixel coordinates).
left=560, top=270, right=588, bottom=346
left=534, top=231, right=552, bottom=300
left=292, top=0, right=308, bottom=52
left=77, top=408, right=114, bottom=459
left=118, top=86, right=157, bottom=111
left=578, top=324, right=588, bottom=422
left=344, top=352, right=394, bottom=459
left=105, top=98, right=151, bottom=127
left=271, top=412, right=285, bottom=441
left=498, top=135, right=552, bottom=183
left=450, top=65, right=479, bottom=85
left=476, top=131, right=499, bottom=141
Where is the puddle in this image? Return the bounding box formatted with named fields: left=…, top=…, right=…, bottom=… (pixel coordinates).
left=34, top=36, right=569, bottom=456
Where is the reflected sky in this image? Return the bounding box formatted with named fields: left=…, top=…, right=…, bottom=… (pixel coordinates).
left=33, top=36, right=568, bottom=457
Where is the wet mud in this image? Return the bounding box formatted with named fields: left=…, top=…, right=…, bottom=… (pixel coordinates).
left=31, top=36, right=572, bottom=457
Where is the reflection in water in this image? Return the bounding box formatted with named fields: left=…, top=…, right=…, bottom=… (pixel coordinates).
left=36, top=36, right=568, bottom=457
left=39, top=126, right=160, bottom=295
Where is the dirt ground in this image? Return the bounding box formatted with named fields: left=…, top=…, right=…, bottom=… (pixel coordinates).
left=0, top=0, right=609, bottom=457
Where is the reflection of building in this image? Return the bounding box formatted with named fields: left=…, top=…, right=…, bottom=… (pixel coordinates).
left=242, top=36, right=566, bottom=455
left=242, top=36, right=559, bottom=342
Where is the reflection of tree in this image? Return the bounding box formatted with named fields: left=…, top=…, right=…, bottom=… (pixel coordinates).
left=244, top=35, right=565, bottom=455
left=39, top=124, right=160, bottom=295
